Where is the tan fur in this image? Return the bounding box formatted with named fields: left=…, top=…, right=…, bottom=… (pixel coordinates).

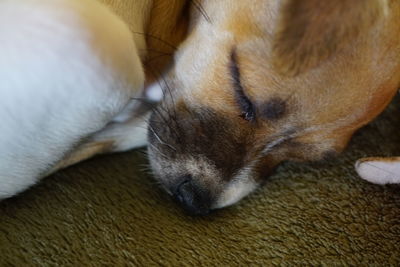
left=181, top=0, right=400, bottom=159
left=144, top=0, right=189, bottom=84
left=47, top=140, right=114, bottom=175
left=272, top=0, right=388, bottom=76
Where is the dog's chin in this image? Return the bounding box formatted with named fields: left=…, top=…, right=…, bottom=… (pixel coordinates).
left=151, top=165, right=260, bottom=215
left=158, top=175, right=258, bottom=215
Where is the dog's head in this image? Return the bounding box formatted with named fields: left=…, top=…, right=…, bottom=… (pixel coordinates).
left=148, top=0, right=400, bottom=215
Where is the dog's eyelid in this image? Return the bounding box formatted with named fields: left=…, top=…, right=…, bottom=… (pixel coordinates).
left=229, top=50, right=256, bottom=122
left=230, top=50, right=242, bottom=91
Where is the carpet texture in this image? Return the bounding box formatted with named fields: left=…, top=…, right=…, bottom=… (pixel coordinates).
left=1, top=100, right=400, bottom=266
left=1, top=1, right=400, bottom=265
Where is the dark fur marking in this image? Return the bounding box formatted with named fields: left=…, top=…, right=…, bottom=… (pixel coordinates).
left=149, top=103, right=255, bottom=181
left=261, top=97, right=287, bottom=120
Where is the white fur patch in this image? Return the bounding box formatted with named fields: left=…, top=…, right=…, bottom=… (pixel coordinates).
left=213, top=166, right=257, bottom=209
left=146, top=82, right=164, bottom=102
left=355, top=157, right=400, bottom=184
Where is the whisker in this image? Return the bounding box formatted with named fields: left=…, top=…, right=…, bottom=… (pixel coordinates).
left=148, top=143, right=170, bottom=159
left=144, top=66, right=181, bottom=139
left=148, top=124, right=177, bottom=151
left=139, top=48, right=174, bottom=54
left=157, top=72, right=179, bottom=121
left=151, top=105, right=171, bottom=127
left=152, top=71, right=184, bottom=141
left=132, top=31, right=178, bottom=50
left=190, top=0, right=211, bottom=23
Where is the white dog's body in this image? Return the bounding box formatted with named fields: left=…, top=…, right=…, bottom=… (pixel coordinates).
left=0, top=0, right=153, bottom=198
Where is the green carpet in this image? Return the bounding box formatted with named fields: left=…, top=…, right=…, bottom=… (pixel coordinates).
left=1, top=0, right=400, bottom=264
left=1, top=96, right=399, bottom=265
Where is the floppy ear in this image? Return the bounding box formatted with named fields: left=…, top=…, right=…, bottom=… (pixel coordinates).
left=272, top=0, right=387, bottom=76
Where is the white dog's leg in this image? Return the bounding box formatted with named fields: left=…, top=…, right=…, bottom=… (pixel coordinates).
left=355, top=157, right=400, bottom=184
left=0, top=0, right=145, bottom=198
left=50, top=110, right=151, bottom=173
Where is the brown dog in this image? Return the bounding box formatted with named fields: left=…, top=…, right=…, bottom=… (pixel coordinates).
left=146, top=0, right=400, bottom=214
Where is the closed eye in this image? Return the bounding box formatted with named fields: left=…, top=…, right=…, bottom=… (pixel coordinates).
left=229, top=50, right=256, bottom=122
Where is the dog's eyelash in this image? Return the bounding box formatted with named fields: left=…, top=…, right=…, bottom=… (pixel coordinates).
left=229, top=50, right=256, bottom=122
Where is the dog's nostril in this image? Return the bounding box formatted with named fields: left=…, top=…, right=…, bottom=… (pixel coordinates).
left=173, top=177, right=210, bottom=216
left=174, top=179, right=191, bottom=205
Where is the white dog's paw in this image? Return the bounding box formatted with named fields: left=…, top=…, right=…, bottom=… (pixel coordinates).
left=355, top=157, right=400, bottom=184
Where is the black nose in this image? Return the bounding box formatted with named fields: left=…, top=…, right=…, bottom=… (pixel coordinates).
left=173, top=177, right=211, bottom=216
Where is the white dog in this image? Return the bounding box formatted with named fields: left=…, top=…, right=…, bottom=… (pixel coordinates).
left=0, top=0, right=167, bottom=198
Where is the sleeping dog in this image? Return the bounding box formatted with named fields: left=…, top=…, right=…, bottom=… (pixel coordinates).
left=1, top=0, right=400, bottom=215
left=146, top=0, right=400, bottom=214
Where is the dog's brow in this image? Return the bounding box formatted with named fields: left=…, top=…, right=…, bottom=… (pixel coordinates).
left=191, top=0, right=212, bottom=23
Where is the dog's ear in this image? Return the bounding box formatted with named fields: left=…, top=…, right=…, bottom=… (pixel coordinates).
left=272, top=0, right=387, bottom=76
